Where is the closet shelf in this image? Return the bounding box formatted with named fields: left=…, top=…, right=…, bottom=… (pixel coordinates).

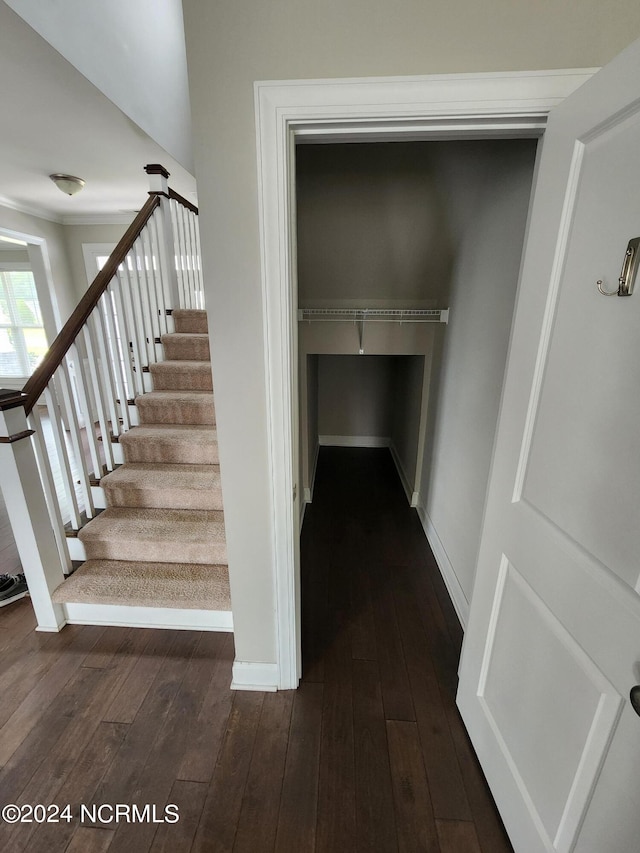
left=298, top=308, right=449, bottom=324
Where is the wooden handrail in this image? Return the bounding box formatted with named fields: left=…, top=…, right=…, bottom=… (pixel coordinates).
left=22, top=194, right=160, bottom=415
left=168, top=188, right=198, bottom=215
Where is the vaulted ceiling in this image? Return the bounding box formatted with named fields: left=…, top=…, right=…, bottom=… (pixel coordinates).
left=0, top=2, right=196, bottom=223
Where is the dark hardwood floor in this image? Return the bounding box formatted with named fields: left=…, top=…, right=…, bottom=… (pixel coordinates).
left=0, top=447, right=513, bottom=852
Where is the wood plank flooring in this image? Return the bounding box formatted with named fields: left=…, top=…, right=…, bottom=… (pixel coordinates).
left=0, top=446, right=513, bottom=852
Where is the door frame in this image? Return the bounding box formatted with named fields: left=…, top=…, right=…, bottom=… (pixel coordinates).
left=253, top=69, right=596, bottom=690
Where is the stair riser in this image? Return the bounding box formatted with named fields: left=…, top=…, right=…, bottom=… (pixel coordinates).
left=121, top=442, right=219, bottom=465
left=174, top=316, right=208, bottom=334
left=82, top=539, right=227, bottom=565
left=163, top=337, right=210, bottom=361
left=137, top=400, right=215, bottom=425
left=103, top=486, right=223, bottom=511
left=150, top=365, right=213, bottom=391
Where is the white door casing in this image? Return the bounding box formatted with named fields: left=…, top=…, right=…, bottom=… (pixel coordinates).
left=253, top=69, right=595, bottom=691
left=458, top=39, right=640, bottom=853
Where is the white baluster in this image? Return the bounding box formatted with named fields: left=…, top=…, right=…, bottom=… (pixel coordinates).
left=148, top=211, right=169, bottom=335
left=101, top=289, right=131, bottom=433
left=110, top=278, right=137, bottom=402
left=28, top=406, right=72, bottom=575
left=0, top=392, right=66, bottom=631
left=116, top=266, right=145, bottom=398
left=44, top=381, right=82, bottom=530
left=57, top=359, right=95, bottom=519
left=82, top=324, right=115, bottom=471
left=70, top=340, right=104, bottom=479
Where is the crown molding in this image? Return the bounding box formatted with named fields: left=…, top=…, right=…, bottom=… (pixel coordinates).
left=0, top=195, right=62, bottom=224
left=61, top=214, right=135, bottom=226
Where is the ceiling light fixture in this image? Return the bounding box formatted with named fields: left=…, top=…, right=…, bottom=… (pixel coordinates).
left=49, top=173, right=85, bottom=196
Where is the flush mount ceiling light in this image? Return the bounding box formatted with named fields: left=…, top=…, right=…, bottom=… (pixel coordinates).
left=49, top=173, right=85, bottom=196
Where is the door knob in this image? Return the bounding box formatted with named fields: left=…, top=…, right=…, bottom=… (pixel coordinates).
left=630, top=686, right=640, bottom=716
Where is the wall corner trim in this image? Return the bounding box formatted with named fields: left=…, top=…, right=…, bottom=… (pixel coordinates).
left=231, top=660, right=279, bottom=692
left=416, top=504, right=469, bottom=629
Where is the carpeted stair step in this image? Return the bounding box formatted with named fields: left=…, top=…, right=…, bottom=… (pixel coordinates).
left=78, top=507, right=227, bottom=565
left=162, top=333, right=209, bottom=361
left=173, top=309, right=208, bottom=335
left=136, top=390, right=215, bottom=425
left=119, top=425, right=219, bottom=465
left=52, top=560, right=230, bottom=610
left=100, top=463, right=223, bottom=510
left=150, top=359, right=213, bottom=391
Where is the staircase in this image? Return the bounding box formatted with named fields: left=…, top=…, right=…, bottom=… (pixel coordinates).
left=50, top=309, right=231, bottom=623
left=0, top=166, right=234, bottom=634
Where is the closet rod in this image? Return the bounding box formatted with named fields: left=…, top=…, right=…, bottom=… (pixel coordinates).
left=298, top=308, right=449, bottom=324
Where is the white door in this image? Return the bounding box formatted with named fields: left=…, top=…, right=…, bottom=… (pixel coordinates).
left=458, top=38, right=640, bottom=853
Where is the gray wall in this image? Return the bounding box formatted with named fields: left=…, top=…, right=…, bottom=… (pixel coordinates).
left=318, top=355, right=396, bottom=441
left=419, top=141, right=537, bottom=619
left=0, top=205, right=77, bottom=330
left=182, top=0, right=640, bottom=666
left=63, top=222, right=129, bottom=300
left=297, top=143, right=451, bottom=308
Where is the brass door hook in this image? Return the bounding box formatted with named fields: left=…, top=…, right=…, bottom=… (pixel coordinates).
left=597, top=237, right=639, bottom=296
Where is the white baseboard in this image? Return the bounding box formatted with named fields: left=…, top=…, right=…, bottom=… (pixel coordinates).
left=389, top=443, right=419, bottom=507
left=62, top=602, right=234, bottom=632
left=415, top=504, right=469, bottom=629
left=231, top=660, right=279, bottom=692
left=319, top=435, right=391, bottom=448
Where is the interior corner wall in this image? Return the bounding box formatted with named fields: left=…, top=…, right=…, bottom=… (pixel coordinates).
left=182, top=0, right=640, bottom=667
left=62, top=222, right=129, bottom=299
left=390, top=355, right=426, bottom=500
left=418, top=141, right=538, bottom=622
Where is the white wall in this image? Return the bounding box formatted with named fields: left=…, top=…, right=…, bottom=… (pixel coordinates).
left=419, top=141, right=537, bottom=622
left=5, top=0, right=193, bottom=172
left=182, top=0, right=640, bottom=668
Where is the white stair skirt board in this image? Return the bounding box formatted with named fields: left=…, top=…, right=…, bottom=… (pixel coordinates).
left=62, top=602, right=233, bottom=632
left=318, top=435, right=391, bottom=448
left=416, top=504, right=469, bottom=628
left=231, top=661, right=279, bottom=692
left=111, top=442, right=125, bottom=464
left=91, top=485, right=107, bottom=509
left=126, top=405, right=139, bottom=427
left=389, top=443, right=420, bottom=507
left=66, top=537, right=87, bottom=561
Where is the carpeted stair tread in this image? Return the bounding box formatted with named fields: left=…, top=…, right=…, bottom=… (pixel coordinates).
left=78, top=507, right=227, bottom=565
left=173, top=309, right=208, bottom=334
left=119, top=425, right=218, bottom=464
left=136, top=390, right=215, bottom=425
left=149, top=360, right=213, bottom=391
left=162, top=333, right=209, bottom=361
left=52, top=560, right=231, bottom=610
left=101, top=463, right=223, bottom=510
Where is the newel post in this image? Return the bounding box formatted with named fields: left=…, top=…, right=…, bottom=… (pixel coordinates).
left=145, top=164, right=181, bottom=319
left=0, top=390, right=66, bottom=631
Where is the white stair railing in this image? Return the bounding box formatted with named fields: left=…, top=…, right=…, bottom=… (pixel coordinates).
left=0, top=164, right=203, bottom=630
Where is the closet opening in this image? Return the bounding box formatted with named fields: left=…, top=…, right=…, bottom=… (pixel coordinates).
left=296, top=137, right=539, bottom=659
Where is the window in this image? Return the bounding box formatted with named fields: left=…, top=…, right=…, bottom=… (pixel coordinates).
left=0, top=268, right=48, bottom=378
